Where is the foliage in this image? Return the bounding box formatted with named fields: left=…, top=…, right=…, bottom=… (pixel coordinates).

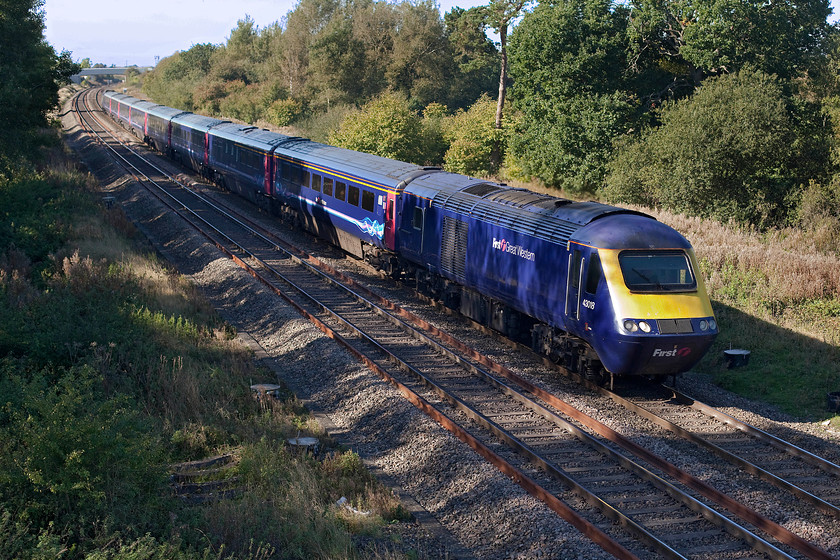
left=329, top=91, right=425, bottom=162
left=794, top=177, right=840, bottom=253
left=444, top=7, right=499, bottom=111
left=627, top=0, right=832, bottom=89
left=604, top=69, right=832, bottom=228
left=0, top=365, right=168, bottom=544
left=506, top=0, right=640, bottom=193
left=266, top=98, right=304, bottom=128
left=142, top=43, right=219, bottom=111
left=0, top=0, right=79, bottom=159
left=475, top=0, right=532, bottom=128
left=143, top=0, right=498, bottom=128
left=443, top=95, right=506, bottom=177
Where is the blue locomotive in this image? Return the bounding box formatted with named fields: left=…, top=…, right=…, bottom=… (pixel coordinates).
left=102, top=90, right=718, bottom=382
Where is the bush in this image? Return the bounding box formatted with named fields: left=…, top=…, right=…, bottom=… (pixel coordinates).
left=0, top=364, right=169, bottom=545
left=443, top=95, right=506, bottom=178
left=604, top=68, right=831, bottom=228
left=329, top=91, right=424, bottom=163
left=266, top=98, right=304, bottom=128
left=794, top=178, right=840, bottom=254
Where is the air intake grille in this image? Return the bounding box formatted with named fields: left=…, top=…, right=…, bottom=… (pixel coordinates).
left=441, top=216, right=468, bottom=283
left=657, top=319, right=694, bottom=334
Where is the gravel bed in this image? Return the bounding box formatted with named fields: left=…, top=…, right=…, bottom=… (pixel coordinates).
left=63, top=97, right=614, bottom=559
left=63, top=96, right=840, bottom=559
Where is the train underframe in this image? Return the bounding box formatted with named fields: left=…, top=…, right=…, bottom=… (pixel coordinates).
left=360, top=242, right=610, bottom=385
left=131, top=131, right=614, bottom=384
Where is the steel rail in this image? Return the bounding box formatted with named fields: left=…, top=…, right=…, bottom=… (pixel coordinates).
left=117, top=119, right=834, bottom=560
left=602, top=387, right=840, bottom=518
left=73, top=88, right=640, bottom=560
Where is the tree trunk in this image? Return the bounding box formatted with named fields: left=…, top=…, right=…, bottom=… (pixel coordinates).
left=495, top=23, right=508, bottom=130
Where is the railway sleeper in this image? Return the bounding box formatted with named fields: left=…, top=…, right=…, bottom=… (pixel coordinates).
left=269, top=202, right=616, bottom=385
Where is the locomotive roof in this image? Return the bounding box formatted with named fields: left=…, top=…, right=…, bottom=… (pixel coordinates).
left=209, top=123, right=291, bottom=151
left=405, top=174, right=651, bottom=246
left=273, top=139, right=426, bottom=190
left=576, top=213, right=692, bottom=250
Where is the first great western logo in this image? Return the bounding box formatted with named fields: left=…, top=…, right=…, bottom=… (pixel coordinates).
left=492, top=238, right=536, bottom=261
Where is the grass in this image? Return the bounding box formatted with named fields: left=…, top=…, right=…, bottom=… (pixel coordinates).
left=644, top=207, right=840, bottom=420
left=0, top=136, right=414, bottom=559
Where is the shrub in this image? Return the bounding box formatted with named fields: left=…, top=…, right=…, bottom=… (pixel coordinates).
left=266, top=98, right=304, bottom=128
left=604, top=69, right=832, bottom=228
left=329, top=91, right=424, bottom=163
left=443, top=94, right=506, bottom=178
left=794, top=178, right=840, bottom=254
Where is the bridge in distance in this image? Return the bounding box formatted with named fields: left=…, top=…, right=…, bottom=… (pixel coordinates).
left=70, top=67, right=153, bottom=84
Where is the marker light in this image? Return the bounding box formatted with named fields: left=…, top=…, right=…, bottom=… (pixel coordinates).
left=699, top=320, right=709, bottom=331
left=638, top=321, right=652, bottom=333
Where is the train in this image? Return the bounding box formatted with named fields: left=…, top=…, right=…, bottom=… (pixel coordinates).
left=100, top=89, right=718, bottom=383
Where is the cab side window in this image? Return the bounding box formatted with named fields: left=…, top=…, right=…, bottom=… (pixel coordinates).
left=585, top=253, right=602, bottom=294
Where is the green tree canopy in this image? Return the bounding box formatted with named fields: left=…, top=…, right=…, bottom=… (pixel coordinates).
left=627, top=0, right=832, bottom=101
left=444, top=7, right=499, bottom=110
left=0, top=0, right=79, bottom=156
left=507, top=0, right=638, bottom=193
left=329, top=91, right=424, bottom=162
left=604, top=69, right=831, bottom=227
left=443, top=94, right=507, bottom=177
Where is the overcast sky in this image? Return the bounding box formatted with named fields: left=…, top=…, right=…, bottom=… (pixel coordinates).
left=44, top=0, right=840, bottom=69
left=44, top=0, right=487, bottom=67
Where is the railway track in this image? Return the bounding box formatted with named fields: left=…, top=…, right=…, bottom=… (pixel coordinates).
left=71, top=87, right=839, bottom=560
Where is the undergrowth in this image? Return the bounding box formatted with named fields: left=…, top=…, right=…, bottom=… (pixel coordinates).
left=648, top=208, right=840, bottom=419
left=0, top=137, right=412, bottom=558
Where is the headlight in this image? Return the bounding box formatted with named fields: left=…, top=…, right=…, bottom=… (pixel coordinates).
left=639, top=321, right=651, bottom=333
left=699, top=320, right=709, bottom=331
left=623, top=320, right=638, bottom=333
left=709, top=319, right=717, bottom=330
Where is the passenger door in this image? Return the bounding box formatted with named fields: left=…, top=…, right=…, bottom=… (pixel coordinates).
left=384, top=191, right=397, bottom=250
left=566, top=248, right=583, bottom=322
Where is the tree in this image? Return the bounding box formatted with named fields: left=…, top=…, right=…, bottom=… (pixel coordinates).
left=507, top=0, right=637, bottom=193
left=386, top=1, right=454, bottom=109
left=604, top=69, right=831, bottom=227
left=443, top=7, right=499, bottom=110
left=627, top=0, right=832, bottom=103
left=329, top=91, right=424, bottom=162
left=443, top=94, right=507, bottom=177
left=481, top=0, right=531, bottom=129
left=280, top=0, right=341, bottom=98
left=0, top=0, right=79, bottom=155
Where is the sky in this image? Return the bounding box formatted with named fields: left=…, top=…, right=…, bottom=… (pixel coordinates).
left=43, top=0, right=840, bottom=69
left=44, top=0, right=488, bottom=68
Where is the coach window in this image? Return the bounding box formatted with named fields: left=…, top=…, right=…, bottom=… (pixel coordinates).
left=302, top=169, right=310, bottom=188
left=311, top=174, right=321, bottom=192
left=282, top=161, right=292, bottom=181
left=413, top=207, right=423, bottom=230
left=348, top=185, right=360, bottom=206
left=323, top=177, right=333, bottom=197
left=335, top=181, right=346, bottom=201
left=362, top=190, right=375, bottom=212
